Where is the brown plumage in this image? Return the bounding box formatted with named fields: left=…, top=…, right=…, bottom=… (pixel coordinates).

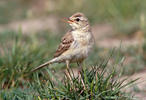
left=54, top=31, right=74, bottom=57
left=32, top=12, right=94, bottom=72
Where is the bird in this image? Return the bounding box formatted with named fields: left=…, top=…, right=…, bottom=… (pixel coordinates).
left=32, top=12, right=94, bottom=72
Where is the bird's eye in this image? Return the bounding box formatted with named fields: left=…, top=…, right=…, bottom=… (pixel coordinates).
left=76, top=18, right=80, bottom=22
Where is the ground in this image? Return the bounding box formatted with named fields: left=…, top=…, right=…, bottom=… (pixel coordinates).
left=0, top=15, right=146, bottom=99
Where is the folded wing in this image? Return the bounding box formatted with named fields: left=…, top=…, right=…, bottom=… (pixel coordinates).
left=54, top=30, right=74, bottom=58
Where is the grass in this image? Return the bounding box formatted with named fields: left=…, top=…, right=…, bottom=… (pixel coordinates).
left=0, top=53, right=138, bottom=100
left=0, top=30, right=140, bottom=99
left=32, top=66, right=137, bottom=100
left=0, top=29, right=59, bottom=89
left=0, top=66, right=137, bottom=100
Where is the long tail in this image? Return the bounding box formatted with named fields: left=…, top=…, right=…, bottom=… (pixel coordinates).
left=31, top=57, right=63, bottom=72
left=31, top=61, right=52, bottom=72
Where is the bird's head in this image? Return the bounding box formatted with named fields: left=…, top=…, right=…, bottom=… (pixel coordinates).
left=63, top=12, right=89, bottom=30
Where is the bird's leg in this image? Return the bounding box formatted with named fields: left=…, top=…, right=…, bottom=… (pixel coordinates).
left=77, top=61, right=86, bottom=89
left=65, top=60, right=72, bottom=82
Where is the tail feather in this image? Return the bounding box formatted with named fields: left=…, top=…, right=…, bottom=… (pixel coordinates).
left=31, top=57, right=60, bottom=72
left=32, top=61, right=51, bottom=72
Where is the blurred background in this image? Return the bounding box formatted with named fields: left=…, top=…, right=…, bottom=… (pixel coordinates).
left=0, top=0, right=146, bottom=99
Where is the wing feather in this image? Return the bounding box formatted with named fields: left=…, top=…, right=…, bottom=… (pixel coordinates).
left=54, top=31, right=74, bottom=58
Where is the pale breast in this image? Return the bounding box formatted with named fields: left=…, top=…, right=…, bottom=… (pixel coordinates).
left=71, top=30, right=93, bottom=47
left=69, top=30, right=94, bottom=59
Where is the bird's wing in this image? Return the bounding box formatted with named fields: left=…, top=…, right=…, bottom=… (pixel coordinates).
left=54, top=31, right=74, bottom=58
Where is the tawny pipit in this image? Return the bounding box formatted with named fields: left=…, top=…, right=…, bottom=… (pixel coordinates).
left=32, top=12, right=94, bottom=72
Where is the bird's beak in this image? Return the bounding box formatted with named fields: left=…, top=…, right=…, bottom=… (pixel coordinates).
left=62, top=17, right=74, bottom=24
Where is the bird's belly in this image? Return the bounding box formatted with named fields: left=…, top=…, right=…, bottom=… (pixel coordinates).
left=65, top=45, right=92, bottom=62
